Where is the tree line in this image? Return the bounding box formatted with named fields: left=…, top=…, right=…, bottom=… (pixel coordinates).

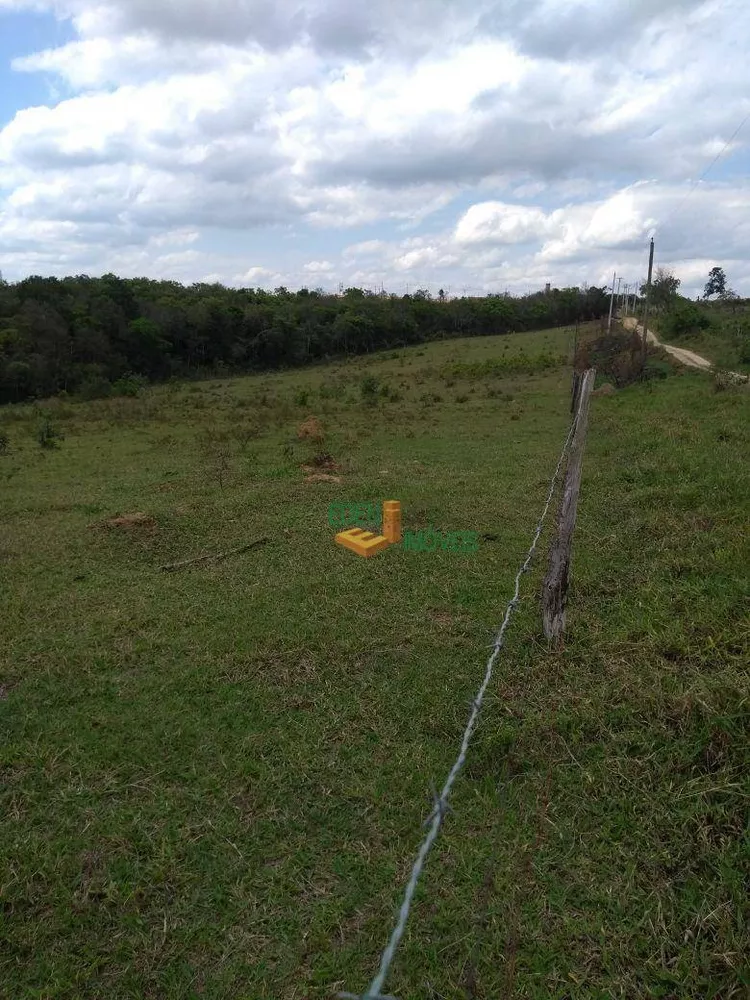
left=0, top=275, right=610, bottom=404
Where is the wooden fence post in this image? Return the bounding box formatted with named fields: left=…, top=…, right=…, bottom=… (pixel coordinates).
left=570, top=371, right=581, bottom=414
left=543, top=367, right=596, bottom=643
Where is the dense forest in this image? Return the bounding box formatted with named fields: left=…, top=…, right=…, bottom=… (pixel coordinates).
left=0, top=275, right=610, bottom=404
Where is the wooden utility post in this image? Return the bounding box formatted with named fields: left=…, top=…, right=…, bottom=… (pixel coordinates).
left=641, top=238, right=655, bottom=362
left=606, top=271, right=616, bottom=335
left=543, top=367, right=596, bottom=643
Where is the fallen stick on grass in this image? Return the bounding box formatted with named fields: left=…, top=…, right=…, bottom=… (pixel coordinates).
left=160, top=537, right=270, bottom=572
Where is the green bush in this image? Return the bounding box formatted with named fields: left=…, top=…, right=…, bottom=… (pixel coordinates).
left=112, top=372, right=148, bottom=397
left=37, top=419, right=64, bottom=449
left=0, top=430, right=9, bottom=454
left=360, top=375, right=380, bottom=404
left=662, top=301, right=711, bottom=340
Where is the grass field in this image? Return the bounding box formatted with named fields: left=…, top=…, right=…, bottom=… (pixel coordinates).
left=646, top=301, right=750, bottom=375
left=1, top=325, right=748, bottom=999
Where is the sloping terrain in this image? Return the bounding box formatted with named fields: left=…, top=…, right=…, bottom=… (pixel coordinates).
left=1, top=326, right=748, bottom=999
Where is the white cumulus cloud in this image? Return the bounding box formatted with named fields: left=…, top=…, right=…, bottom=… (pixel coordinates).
left=0, top=0, right=748, bottom=296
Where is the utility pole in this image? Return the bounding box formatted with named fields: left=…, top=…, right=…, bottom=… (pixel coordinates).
left=616, top=276, right=622, bottom=313
left=641, top=238, right=655, bottom=362
left=606, top=270, right=616, bottom=335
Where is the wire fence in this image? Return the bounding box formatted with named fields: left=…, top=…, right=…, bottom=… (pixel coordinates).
left=337, top=413, right=579, bottom=1000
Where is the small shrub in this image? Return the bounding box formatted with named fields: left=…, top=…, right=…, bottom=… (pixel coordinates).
left=198, top=427, right=234, bottom=491
left=455, top=394, right=469, bottom=403
left=0, top=431, right=9, bottom=454
left=233, top=423, right=261, bottom=451
left=360, top=375, right=380, bottom=405
left=294, top=389, right=310, bottom=407
left=112, top=373, right=148, bottom=397
left=37, top=419, right=64, bottom=449
left=661, top=301, right=711, bottom=340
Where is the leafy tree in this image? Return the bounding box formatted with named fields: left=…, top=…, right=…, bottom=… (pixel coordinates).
left=642, top=268, right=681, bottom=313
left=704, top=266, right=727, bottom=299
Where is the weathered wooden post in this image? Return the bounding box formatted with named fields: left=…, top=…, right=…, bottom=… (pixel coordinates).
left=543, top=367, right=596, bottom=643
left=570, top=370, right=581, bottom=414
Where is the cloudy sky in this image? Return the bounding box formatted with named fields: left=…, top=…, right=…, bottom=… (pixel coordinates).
left=0, top=0, right=748, bottom=296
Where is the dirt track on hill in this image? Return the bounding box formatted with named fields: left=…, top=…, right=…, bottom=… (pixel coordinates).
left=622, top=316, right=712, bottom=369
left=622, top=316, right=748, bottom=382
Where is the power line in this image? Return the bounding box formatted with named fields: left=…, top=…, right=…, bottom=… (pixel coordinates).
left=657, top=106, right=750, bottom=234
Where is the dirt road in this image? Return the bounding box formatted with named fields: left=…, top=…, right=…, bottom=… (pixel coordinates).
left=622, top=316, right=714, bottom=370
left=622, top=316, right=748, bottom=383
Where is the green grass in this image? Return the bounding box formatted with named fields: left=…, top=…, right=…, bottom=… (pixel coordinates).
left=1, top=325, right=748, bottom=999
left=648, top=302, right=750, bottom=374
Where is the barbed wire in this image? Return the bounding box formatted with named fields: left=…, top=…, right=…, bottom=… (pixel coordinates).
left=337, top=412, right=579, bottom=1000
